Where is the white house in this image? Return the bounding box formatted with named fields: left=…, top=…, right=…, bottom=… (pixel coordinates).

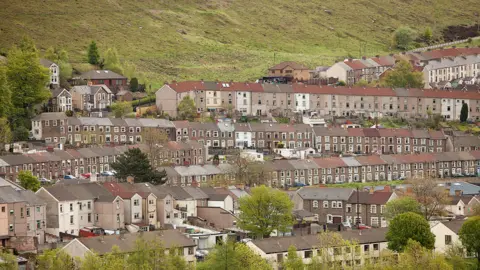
left=207, top=194, right=234, bottom=213
left=240, top=150, right=264, bottom=162
left=273, top=147, right=316, bottom=160
left=236, top=91, right=252, bottom=115
left=40, top=59, right=59, bottom=86
left=122, top=193, right=145, bottom=226
left=36, top=185, right=96, bottom=236
left=444, top=197, right=466, bottom=216
left=295, top=93, right=310, bottom=112
left=176, top=224, right=228, bottom=251
left=326, top=62, right=351, bottom=83
left=430, top=220, right=465, bottom=253
left=235, top=124, right=253, bottom=148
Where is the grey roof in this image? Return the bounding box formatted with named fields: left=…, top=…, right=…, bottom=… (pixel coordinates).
left=207, top=194, right=229, bottom=201
left=217, top=122, right=235, bottom=132
left=78, top=117, right=114, bottom=126
left=313, top=127, right=349, bottom=136
left=341, top=157, right=362, bottom=167
left=288, top=159, right=319, bottom=170
left=80, top=70, right=127, bottom=80
left=44, top=183, right=113, bottom=201
left=442, top=220, right=466, bottom=234
left=0, top=154, right=36, bottom=166
left=33, top=112, right=68, bottom=121
left=40, top=58, right=55, bottom=68
left=452, top=136, right=480, bottom=148
left=136, top=118, right=175, bottom=128
left=0, top=186, right=27, bottom=203
left=252, top=227, right=388, bottom=254
left=51, top=88, right=70, bottom=97
left=183, top=187, right=209, bottom=200
left=76, top=230, right=195, bottom=255
left=293, top=209, right=315, bottom=219
left=71, top=85, right=112, bottom=95
left=0, top=177, right=24, bottom=191
left=297, top=187, right=354, bottom=200
left=159, top=186, right=193, bottom=200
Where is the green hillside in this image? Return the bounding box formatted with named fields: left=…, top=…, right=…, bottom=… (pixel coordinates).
left=1, top=0, right=479, bottom=87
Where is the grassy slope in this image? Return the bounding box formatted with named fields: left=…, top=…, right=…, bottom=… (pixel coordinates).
left=1, top=0, right=479, bottom=87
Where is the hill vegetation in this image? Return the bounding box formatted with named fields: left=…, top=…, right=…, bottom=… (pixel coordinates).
left=1, top=0, right=479, bottom=87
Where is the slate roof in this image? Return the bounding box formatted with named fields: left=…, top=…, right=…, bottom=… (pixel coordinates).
left=252, top=227, right=388, bottom=253
left=347, top=191, right=393, bottom=205
left=442, top=219, right=466, bottom=234
left=183, top=187, right=209, bottom=200
left=39, top=58, right=55, bottom=68
left=77, top=230, right=195, bottom=255
left=80, top=70, right=126, bottom=80
left=297, top=187, right=354, bottom=200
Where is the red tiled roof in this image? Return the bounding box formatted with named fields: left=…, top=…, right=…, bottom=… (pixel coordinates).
left=292, top=84, right=397, bottom=97
left=167, top=81, right=206, bottom=93
left=218, top=82, right=264, bottom=93
left=370, top=56, right=395, bottom=66
left=312, top=157, right=347, bottom=168
left=343, top=60, right=367, bottom=70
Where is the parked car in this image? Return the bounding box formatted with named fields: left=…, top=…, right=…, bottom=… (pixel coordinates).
left=81, top=173, right=91, bottom=179
left=357, top=224, right=371, bottom=230
left=64, top=175, right=76, bottom=179
left=452, top=173, right=464, bottom=178
left=101, top=171, right=115, bottom=176
left=39, top=178, right=51, bottom=184
left=293, top=182, right=307, bottom=187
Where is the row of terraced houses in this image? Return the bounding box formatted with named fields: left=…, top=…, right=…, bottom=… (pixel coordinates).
left=1, top=142, right=480, bottom=187
left=155, top=82, right=480, bottom=120
left=31, top=113, right=480, bottom=155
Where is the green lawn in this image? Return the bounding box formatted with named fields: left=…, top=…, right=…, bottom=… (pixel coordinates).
left=1, top=0, right=479, bottom=87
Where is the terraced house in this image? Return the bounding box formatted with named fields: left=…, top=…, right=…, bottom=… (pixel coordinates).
left=160, top=151, right=480, bottom=187
left=155, top=78, right=480, bottom=121
left=313, top=127, right=447, bottom=154
left=31, top=112, right=176, bottom=144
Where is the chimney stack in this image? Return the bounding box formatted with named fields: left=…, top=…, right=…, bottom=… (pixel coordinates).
left=362, top=56, right=366, bottom=60
left=126, top=176, right=134, bottom=184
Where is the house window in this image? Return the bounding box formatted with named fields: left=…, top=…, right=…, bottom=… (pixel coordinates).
left=60, top=204, right=63, bottom=213
left=134, top=213, right=140, bottom=219
left=87, top=201, right=91, bottom=210
left=304, top=250, right=312, bottom=258
left=95, top=214, right=99, bottom=222
left=323, top=201, right=328, bottom=208
left=134, top=199, right=139, bottom=206
left=88, top=213, right=92, bottom=223
left=312, top=200, right=318, bottom=208
left=370, top=205, right=377, bottom=214
left=70, top=215, right=74, bottom=224
left=70, top=203, right=73, bottom=211
left=445, top=235, right=452, bottom=245
left=188, top=247, right=194, bottom=255
left=9, top=224, right=13, bottom=231
left=26, top=208, right=30, bottom=217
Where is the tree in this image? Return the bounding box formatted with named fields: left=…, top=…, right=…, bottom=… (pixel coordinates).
left=103, top=47, right=123, bottom=74
left=238, top=185, right=294, bottom=238
left=177, top=96, right=197, bottom=121
left=384, top=196, right=422, bottom=220
left=197, top=241, right=270, bottom=270
left=110, top=101, right=133, bottom=118
left=141, top=128, right=169, bottom=166
left=130, top=77, right=139, bottom=92
left=283, top=246, right=304, bottom=270
left=36, top=249, right=75, bottom=270
left=459, top=216, right=480, bottom=267
left=0, top=67, right=12, bottom=118
left=460, top=103, right=468, bottom=122
left=110, top=148, right=167, bottom=185
left=6, top=37, right=50, bottom=126
left=336, top=80, right=346, bottom=86
left=386, top=212, right=435, bottom=252
left=0, top=250, right=18, bottom=270
left=0, top=118, right=12, bottom=152
left=227, top=151, right=268, bottom=186
left=44, top=47, right=73, bottom=86
left=392, top=26, right=417, bottom=50
left=87, top=41, right=100, bottom=65
left=12, top=126, right=29, bottom=141
left=383, top=60, right=424, bottom=88
left=355, top=79, right=369, bottom=87
left=18, top=170, right=41, bottom=191
left=397, top=240, right=452, bottom=270
left=423, top=27, right=433, bottom=45
left=410, top=177, right=451, bottom=220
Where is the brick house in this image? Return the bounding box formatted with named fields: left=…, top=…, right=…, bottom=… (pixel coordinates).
left=78, top=70, right=127, bottom=89
left=70, top=84, right=113, bottom=111
left=346, top=190, right=397, bottom=227
left=293, top=187, right=354, bottom=224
